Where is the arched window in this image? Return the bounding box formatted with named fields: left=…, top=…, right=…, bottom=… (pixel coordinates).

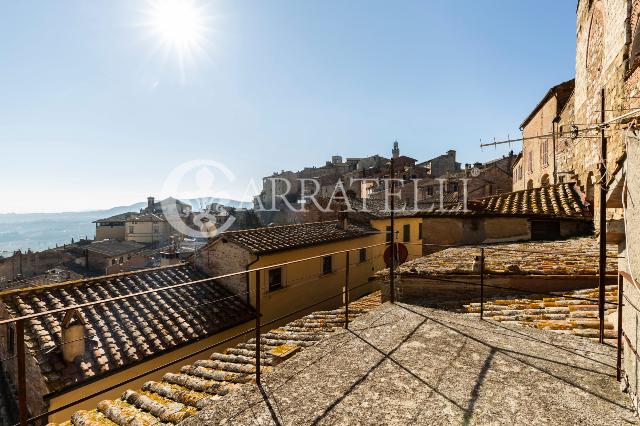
left=541, top=174, right=550, bottom=187
left=527, top=179, right=534, bottom=190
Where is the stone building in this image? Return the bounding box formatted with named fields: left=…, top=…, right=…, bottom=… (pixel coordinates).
left=416, top=149, right=461, bottom=177
left=501, top=0, right=640, bottom=411
left=84, top=240, right=147, bottom=273
left=420, top=152, right=518, bottom=203
left=513, top=79, right=575, bottom=191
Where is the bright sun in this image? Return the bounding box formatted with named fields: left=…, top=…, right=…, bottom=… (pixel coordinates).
left=141, top=0, right=211, bottom=79
left=149, top=0, right=205, bottom=48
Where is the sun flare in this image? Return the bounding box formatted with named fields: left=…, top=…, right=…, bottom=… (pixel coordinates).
left=149, top=0, right=205, bottom=48
left=141, top=0, right=212, bottom=80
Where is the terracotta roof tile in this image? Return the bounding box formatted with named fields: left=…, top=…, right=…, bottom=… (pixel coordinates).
left=59, top=292, right=381, bottom=425
left=217, top=220, right=379, bottom=254
left=0, top=264, right=254, bottom=395
left=394, top=237, right=616, bottom=277
left=361, top=183, right=591, bottom=219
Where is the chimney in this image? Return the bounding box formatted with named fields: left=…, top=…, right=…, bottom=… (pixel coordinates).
left=147, top=196, right=155, bottom=211
left=336, top=211, right=349, bottom=230
left=160, top=250, right=181, bottom=266
left=61, top=309, right=86, bottom=363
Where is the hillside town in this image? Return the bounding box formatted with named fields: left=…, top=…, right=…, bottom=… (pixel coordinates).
left=1, top=1, right=640, bottom=425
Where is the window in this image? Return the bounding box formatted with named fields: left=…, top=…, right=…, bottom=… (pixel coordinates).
left=111, top=259, right=117, bottom=265
left=7, top=324, right=15, bottom=355
left=541, top=140, right=549, bottom=167
left=386, top=226, right=392, bottom=242
left=427, top=187, right=433, bottom=196
left=541, top=174, right=550, bottom=187
left=322, top=255, right=333, bottom=275
left=403, top=224, right=410, bottom=242
left=129, top=226, right=135, bottom=234
left=527, top=151, right=533, bottom=172
left=268, top=268, right=283, bottom=291
left=359, top=248, right=367, bottom=263
left=153, top=225, right=160, bottom=234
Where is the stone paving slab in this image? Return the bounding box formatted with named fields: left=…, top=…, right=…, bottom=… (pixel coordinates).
left=182, top=302, right=637, bottom=425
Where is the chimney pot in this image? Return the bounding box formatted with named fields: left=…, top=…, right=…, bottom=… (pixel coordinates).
left=61, top=309, right=86, bottom=363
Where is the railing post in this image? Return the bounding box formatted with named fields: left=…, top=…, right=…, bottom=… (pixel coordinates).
left=255, top=270, right=261, bottom=385
left=345, top=251, right=350, bottom=329
left=389, top=156, right=396, bottom=304
left=617, top=273, right=623, bottom=381
left=17, top=319, right=27, bottom=426
left=598, top=87, right=607, bottom=345
left=480, top=248, right=485, bottom=320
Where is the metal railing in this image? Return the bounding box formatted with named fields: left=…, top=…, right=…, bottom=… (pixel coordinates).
left=5, top=241, right=389, bottom=425
left=3, top=235, right=627, bottom=424
left=394, top=240, right=625, bottom=380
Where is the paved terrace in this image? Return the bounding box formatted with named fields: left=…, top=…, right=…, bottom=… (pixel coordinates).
left=60, top=293, right=381, bottom=425
left=185, top=302, right=636, bottom=425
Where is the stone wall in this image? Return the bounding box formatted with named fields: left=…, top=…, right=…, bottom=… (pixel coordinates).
left=422, top=217, right=531, bottom=246
left=574, top=0, right=640, bottom=413
left=0, top=250, right=67, bottom=283
left=95, top=224, right=125, bottom=241
left=620, top=129, right=640, bottom=412
left=0, top=301, right=50, bottom=423
left=193, top=240, right=254, bottom=303
left=574, top=0, right=630, bottom=228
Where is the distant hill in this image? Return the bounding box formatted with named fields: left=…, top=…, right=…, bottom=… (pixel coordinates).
left=0, top=197, right=252, bottom=255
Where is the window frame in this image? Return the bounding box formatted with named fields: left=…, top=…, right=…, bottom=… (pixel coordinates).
left=268, top=267, right=283, bottom=292
left=322, top=255, right=333, bottom=275
left=402, top=224, right=410, bottom=242
left=359, top=248, right=367, bottom=263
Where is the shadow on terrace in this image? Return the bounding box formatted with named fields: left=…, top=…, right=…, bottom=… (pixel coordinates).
left=181, top=296, right=636, bottom=425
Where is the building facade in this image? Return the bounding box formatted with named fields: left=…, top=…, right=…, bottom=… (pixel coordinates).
left=515, top=79, right=575, bottom=191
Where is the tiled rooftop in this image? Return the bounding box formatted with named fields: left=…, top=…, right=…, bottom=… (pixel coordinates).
left=126, top=212, right=167, bottom=223
left=361, top=182, right=590, bottom=219
left=468, top=182, right=589, bottom=218
left=0, top=264, right=253, bottom=395
left=394, top=237, right=617, bottom=276
left=464, top=286, right=619, bottom=344
left=93, top=213, right=137, bottom=225
left=85, top=240, right=146, bottom=257
left=59, top=292, right=381, bottom=425
left=217, top=220, right=379, bottom=255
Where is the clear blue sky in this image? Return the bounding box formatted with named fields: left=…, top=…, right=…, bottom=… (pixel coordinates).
left=0, top=0, right=577, bottom=213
